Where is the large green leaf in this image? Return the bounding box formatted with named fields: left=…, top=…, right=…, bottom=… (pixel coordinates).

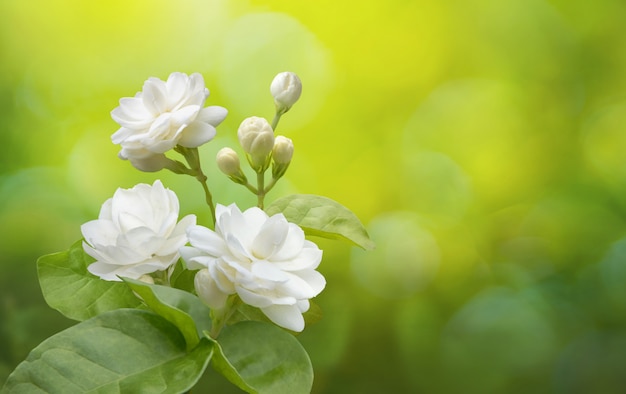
left=266, top=194, right=375, bottom=250
left=208, top=321, right=313, bottom=394
left=2, top=309, right=213, bottom=394
left=37, top=240, right=142, bottom=321
left=123, top=278, right=212, bottom=351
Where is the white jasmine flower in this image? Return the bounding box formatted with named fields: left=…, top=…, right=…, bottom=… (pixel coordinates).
left=270, top=72, right=302, bottom=113
left=111, top=72, right=227, bottom=171
left=81, top=180, right=196, bottom=281
left=181, top=203, right=325, bottom=332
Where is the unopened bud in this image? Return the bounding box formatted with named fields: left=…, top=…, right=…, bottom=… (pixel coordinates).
left=138, top=274, right=155, bottom=284
left=272, top=136, right=294, bottom=179
left=270, top=72, right=302, bottom=114
left=216, top=147, right=247, bottom=184
left=272, top=136, right=294, bottom=164
left=195, top=268, right=228, bottom=310
left=216, top=147, right=240, bottom=174
left=237, top=116, right=275, bottom=172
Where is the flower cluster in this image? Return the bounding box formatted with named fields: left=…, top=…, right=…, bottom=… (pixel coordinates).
left=84, top=71, right=322, bottom=332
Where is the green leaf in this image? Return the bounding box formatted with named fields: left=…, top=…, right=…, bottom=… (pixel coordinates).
left=208, top=321, right=313, bottom=394
left=37, top=240, right=142, bottom=321
left=2, top=309, right=213, bottom=394
left=169, top=259, right=197, bottom=293
left=123, top=278, right=212, bottom=351
left=266, top=194, right=375, bottom=250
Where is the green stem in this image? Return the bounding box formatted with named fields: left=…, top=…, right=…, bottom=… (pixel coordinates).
left=176, top=146, right=216, bottom=224
left=208, top=296, right=240, bottom=338
left=243, top=182, right=258, bottom=195
left=271, top=111, right=282, bottom=131
left=264, top=177, right=278, bottom=195
left=257, top=172, right=265, bottom=209
left=197, top=174, right=216, bottom=224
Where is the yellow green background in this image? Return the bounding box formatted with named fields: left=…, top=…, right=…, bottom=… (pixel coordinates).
left=2, top=0, right=626, bottom=392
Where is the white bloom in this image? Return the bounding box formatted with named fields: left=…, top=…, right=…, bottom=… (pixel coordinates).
left=111, top=72, right=227, bottom=171
left=270, top=72, right=302, bottom=112
left=81, top=180, right=196, bottom=281
left=181, top=203, right=325, bottom=332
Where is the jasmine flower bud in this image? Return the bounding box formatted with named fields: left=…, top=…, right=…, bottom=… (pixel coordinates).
left=237, top=116, right=275, bottom=172
left=272, top=136, right=294, bottom=179
left=270, top=72, right=302, bottom=114
left=216, top=147, right=247, bottom=184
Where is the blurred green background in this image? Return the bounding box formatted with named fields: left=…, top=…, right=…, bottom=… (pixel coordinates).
left=2, top=0, right=626, bottom=392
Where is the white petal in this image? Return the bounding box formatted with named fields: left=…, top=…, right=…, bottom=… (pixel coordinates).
left=296, top=270, right=326, bottom=296
left=123, top=258, right=173, bottom=278
left=142, top=78, right=168, bottom=115
left=271, top=223, right=305, bottom=261
left=188, top=73, right=206, bottom=94
left=116, top=97, right=152, bottom=119
left=219, top=205, right=261, bottom=251
left=177, top=121, right=216, bottom=148
left=146, top=113, right=174, bottom=141
left=225, top=233, right=253, bottom=262
left=111, top=100, right=153, bottom=129
left=179, top=246, right=206, bottom=269
left=87, top=261, right=124, bottom=281
left=236, top=285, right=274, bottom=308
left=280, top=270, right=326, bottom=299
left=116, top=212, right=149, bottom=233
left=251, top=261, right=289, bottom=282
left=118, top=227, right=161, bottom=255
left=296, top=299, right=310, bottom=313
left=217, top=257, right=250, bottom=288
left=128, top=154, right=170, bottom=172
left=261, top=304, right=305, bottom=332
left=157, top=233, right=188, bottom=256
left=241, top=206, right=270, bottom=233
left=96, top=241, right=146, bottom=265
left=165, top=72, right=188, bottom=108
left=187, top=225, right=228, bottom=257
left=187, top=256, right=216, bottom=271
left=169, top=214, right=196, bottom=237
left=197, top=106, right=228, bottom=126
left=98, top=199, right=113, bottom=220
left=82, top=242, right=107, bottom=263
left=251, top=215, right=288, bottom=259
left=211, top=262, right=237, bottom=294
left=111, top=126, right=139, bottom=144
left=81, top=220, right=118, bottom=247
left=271, top=247, right=323, bottom=271
left=170, top=105, right=200, bottom=129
